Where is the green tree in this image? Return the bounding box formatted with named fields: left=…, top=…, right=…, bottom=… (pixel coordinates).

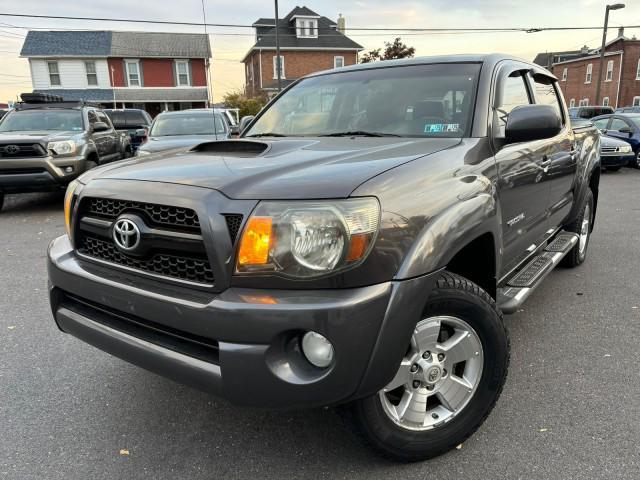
left=222, top=90, right=268, bottom=118
left=360, top=37, right=416, bottom=63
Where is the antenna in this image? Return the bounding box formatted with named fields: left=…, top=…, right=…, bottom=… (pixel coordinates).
left=201, top=0, right=218, bottom=138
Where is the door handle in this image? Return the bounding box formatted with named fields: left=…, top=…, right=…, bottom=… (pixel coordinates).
left=541, top=155, right=551, bottom=173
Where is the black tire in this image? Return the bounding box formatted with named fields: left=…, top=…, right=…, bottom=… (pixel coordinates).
left=346, top=272, right=509, bottom=462
left=561, top=189, right=594, bottom=268
left=0, top=191, right=4, bottom=212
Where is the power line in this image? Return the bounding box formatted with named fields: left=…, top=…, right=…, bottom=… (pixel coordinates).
left=2, top=12, right=640, bottom=34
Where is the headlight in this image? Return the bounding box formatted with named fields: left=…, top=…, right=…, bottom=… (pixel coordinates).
left=619, top=144, right=632, bottom=153
left=49, top=140, right=77, bottom=156
left=64, top=180, right=81, bottom=240
left=236, top=198, right=380, bottom=278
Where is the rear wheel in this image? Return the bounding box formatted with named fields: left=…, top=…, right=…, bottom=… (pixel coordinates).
left=347, top=272, right=509, bottom=462
left=561, top=190, right=594, bottom=268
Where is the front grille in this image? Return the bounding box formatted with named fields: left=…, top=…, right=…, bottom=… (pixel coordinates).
left=86, top=197, right=200, bottom=231
left=601, top=146, right=618, bottom=153
left=76, top=197, right=215, bottom=286
left=223, top=214, right=243, bottom=243
left=0, top=143, right=47, bottom=158
left=0, top=168, right=46, bottom=175
left=80, top=235, right=215, bottom=285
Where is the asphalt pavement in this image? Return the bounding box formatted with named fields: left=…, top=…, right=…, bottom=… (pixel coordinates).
left=1, top=169, right=639, bottom=479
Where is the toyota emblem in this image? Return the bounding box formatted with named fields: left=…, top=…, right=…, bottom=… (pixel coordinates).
left=4, top=145, right=20, bottom=155
left=113, top=218, right=141, bottom=252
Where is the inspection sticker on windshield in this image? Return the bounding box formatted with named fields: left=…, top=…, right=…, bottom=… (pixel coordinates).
left=424, top=123, right=460, bottom=134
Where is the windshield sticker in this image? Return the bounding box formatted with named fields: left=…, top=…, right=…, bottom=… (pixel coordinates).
left=424, top=123, right=460, bottom=134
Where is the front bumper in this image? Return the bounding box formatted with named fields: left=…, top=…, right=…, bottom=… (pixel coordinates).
left=600, top=153, right=635, bottom=168
left=48, top=235, right=439, bottom=408
left=0, top=154, right=86, bottom=193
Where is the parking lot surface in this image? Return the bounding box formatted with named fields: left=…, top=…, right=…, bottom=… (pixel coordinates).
left=1, top=169, right=639, bottom=480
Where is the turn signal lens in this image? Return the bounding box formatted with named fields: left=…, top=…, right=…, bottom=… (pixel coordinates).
left=346, top=233, right=373, bottom=262
left=64, top=180, right=80, bottom=241
left=237, top=216, right=272, bottom=266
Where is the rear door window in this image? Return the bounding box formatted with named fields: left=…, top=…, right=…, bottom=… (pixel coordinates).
left=124, top=111, right=149, bottom=128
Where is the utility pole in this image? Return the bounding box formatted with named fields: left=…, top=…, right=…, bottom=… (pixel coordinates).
left=110, top=66, right=116, bottom=109
left=595, top=3, right=625, bottom=105
left=274, top=0, right=281, bottom=92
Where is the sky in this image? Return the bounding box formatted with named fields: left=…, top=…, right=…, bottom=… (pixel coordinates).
left=1, top=0, right=640, bottom=103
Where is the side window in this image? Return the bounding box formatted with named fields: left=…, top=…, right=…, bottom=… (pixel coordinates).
left=609, top=118, right=630, bottom=131
left=96, top=111, right=112, bottom=128
left=592, top=118, right=609, bottom=130
left=496, top=71, right=531, bottom=137
left=87, top=111, right=97, bottom=128
left=532, top=75, right=563, bottom=125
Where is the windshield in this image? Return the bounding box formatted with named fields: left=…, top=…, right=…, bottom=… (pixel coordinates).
left=150, top=113, right=227, bottom=137
left=245, top=63, right=481, bottom=138
left=624, top=115, right=640, bottom=128
left=0, top=110, right=83, bottom=132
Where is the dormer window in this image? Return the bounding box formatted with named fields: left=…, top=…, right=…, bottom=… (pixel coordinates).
left=296, top=17, right=318, bottom=38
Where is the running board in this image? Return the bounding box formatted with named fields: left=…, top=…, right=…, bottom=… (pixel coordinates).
left=498, top=231, right=578, bottom=314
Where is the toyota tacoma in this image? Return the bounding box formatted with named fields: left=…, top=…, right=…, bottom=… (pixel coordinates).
left=47, top=54, right=600, bottom=461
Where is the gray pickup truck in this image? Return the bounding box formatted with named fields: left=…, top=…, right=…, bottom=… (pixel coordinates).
left=47, top=54, right=600, bottom=461
left=0, top=99, right=130, bottom=211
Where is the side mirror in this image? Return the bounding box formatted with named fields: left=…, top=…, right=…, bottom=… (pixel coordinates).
left=134, top=128, right=147, bottom=137
left=229, top=125, right=240, bottom=137
left=505, top=105, right=561, bottom=143
left=93, top=121, right=110, bottom=132
left=239, top=115, right=255, bottom=135
left=618, top=126, right=632, bottom=135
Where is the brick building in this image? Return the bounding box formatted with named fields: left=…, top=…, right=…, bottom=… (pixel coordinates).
left=242, top=6, right=363, bottom=96
left=534, top=29, right=640, bottom=109
left=20, top=31, right=211, bottom=116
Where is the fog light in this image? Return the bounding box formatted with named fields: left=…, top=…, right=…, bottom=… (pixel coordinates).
left=64, top=166, right=74, bottom=174
left=301, top=331, right=334, bottom=368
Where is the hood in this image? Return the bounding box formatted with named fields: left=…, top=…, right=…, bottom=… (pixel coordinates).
left=0, top=130, right=80, bottom=143
left=600, top=134, right=631, bottom=148
left=92, top=137, right=461, bottom=199
left=138, top=134, right=229, bottom=153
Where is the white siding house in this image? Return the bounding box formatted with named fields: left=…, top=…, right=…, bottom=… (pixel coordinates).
left=29, top=58, right=111, bottom=90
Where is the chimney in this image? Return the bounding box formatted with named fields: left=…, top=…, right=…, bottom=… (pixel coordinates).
left=580, top=45, right=589, bottom=54
left=337, top=14, right=345, bottom=34
left=618, top=26, right=624, bottom=37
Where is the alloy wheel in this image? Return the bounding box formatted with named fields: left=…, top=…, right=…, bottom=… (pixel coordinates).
left=379, top=316, right=484, bottom=431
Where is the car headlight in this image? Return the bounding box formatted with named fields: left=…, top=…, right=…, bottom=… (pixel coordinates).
left=64, top=180, right=82, bottom=240
left=48, top=140, right=77, bottom=156
left=236, top=198, right=380, bottom=278
left=619, top=144, right=632, bottom=153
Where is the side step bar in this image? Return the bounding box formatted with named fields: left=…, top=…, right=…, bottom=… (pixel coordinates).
left=498, top=231, right=578, bottom=314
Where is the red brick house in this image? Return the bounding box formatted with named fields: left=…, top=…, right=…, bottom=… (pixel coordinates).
left=242, top=6, right=363, bottom=96
left=534, top=29, right=640, bottom=109
left=21, top=31, right=211, bottom=116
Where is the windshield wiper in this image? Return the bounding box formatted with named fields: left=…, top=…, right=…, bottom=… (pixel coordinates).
left=245, top=132, right=287, bottom=137
left=319, top=131, right=403, bottom=137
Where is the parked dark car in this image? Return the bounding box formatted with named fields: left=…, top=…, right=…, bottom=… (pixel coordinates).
left=48, top=54, right=600, bottom=461
left=104, top=109, right=152, bottom=153
left=591, top=113, right=640, bottom=168
left=614, top=106, right=640, bottom=114
left=572, top=118, right=635, bottom=170
left=135, top=109, right=230, bottom=156
left=0, top=96, right=129, bottom=211
left=568, top=105, right=614, bottom=119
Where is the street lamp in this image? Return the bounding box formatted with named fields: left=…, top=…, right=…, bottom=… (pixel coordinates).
left=595, top=3, right=625, bottom=105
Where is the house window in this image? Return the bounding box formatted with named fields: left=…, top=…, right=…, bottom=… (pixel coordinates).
left=579, top=98, right=589, bottom=107
left=85, top=61, right=98, bottom=86
left=273, top=55, right=285, bottom=79
left=47, top=61, right=60, bottom=86
left=569, top=98, right=575, bottom=108
left=602, top=97, right=610, bottom=106
left=606, top=60, right=614, bottom=82
left=585, top=64, right=592, bottom=84
left=562, top=67, right=567, bottom=82
left=175, top=60, right=190, bottom=86
left=296, top=18, right=318, bottom=38
left=636, top=59, right=640, bottom=80
left=125, top=60, right=141, bottom=87
left=633, top=96, right=640, bottom=107
left=334, top=56, right=344, bottom=69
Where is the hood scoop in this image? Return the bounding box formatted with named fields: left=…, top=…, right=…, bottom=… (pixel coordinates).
left=191, top=140, right=269, bottom=157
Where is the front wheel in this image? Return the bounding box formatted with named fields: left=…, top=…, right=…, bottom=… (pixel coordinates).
left=347, top=272, right=509, bottom=462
